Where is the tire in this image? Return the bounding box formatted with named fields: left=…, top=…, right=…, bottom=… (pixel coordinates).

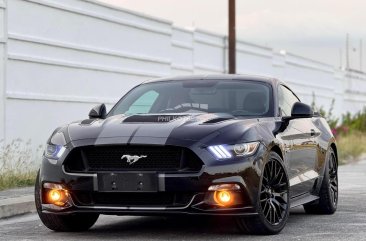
left=303, top=148, right=338, bottom=214
left=35, top=171, right=99, bottom=232
left=236, top=152, right=290, bottom=235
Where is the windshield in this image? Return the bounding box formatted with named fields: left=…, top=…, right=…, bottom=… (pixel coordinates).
left=108, top=79, right=273, bottom=117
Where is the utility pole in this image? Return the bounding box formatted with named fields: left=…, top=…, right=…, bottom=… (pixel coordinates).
left=228, top=0, right=236, bottom=74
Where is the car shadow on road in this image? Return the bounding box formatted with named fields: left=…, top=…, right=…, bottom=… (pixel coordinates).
left=91, top=216, right=240, bottom=235
left=84, top=207, right=308, bottom=239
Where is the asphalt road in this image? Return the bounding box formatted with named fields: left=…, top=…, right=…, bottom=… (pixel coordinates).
left=1, top=160, right=366, bottom=241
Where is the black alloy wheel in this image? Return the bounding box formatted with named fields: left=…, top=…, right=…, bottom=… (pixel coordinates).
left=260, top=158, right=289, bottom=225
left=328, top=151, right=338, bottom=206
left=236, top=152, right=290, bottom=235
left=303, top=148, right=338, bottom=214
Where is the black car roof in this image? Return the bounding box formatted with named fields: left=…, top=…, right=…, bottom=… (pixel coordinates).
left=143, top=74, right=280, bottom=86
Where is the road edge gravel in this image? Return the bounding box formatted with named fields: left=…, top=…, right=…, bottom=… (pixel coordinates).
left=0, top=187, right=35, bottom=219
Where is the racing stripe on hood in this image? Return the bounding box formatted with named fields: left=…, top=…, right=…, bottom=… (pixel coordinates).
left=129, top=116, right=192, bottom=145
left=127, top=126, right=140, bottom=143
left=94, top=124, right=138, bottom=145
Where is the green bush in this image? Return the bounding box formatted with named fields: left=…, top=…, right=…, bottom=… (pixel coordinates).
left=341, top=107, right=366, bottom=132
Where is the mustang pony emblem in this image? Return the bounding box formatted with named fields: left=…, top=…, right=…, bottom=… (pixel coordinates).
left=121, top=154, right=147, bottom=165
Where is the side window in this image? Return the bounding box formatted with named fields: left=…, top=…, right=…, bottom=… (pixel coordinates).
left=125, top=90, right=159, bottom=115
left=278, top=85, right=300, bottom=116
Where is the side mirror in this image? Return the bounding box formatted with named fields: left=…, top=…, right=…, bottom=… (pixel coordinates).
left=291, top=102, right=313, bottom=118
left=89, top=104, right=107, bottom=119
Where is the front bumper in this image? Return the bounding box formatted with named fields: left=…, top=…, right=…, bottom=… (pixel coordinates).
left=39, top=144, right=267, bottom=217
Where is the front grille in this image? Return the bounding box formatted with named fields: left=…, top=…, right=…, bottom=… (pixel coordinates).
left=64, top=145, right=203, bottom=172
left=86, top=145, right=181, bottom=171
left=72, top=191, right=194, bottom=207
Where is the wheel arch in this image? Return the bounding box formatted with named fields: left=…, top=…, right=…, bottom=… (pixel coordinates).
left=270, top=145, right=283, bottom=160
left=330, top=142, right=338, bottom=165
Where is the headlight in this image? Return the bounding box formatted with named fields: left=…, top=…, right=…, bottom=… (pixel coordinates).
left=45, top=144, right=66, bottom=159
left=208, top=141, right=259, bottom=159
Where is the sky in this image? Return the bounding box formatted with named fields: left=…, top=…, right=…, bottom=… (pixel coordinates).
left=99, top=0, right=366, bottom=70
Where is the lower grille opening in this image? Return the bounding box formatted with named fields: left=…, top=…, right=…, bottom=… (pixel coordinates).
left=72, top=192, right=194, bottom=207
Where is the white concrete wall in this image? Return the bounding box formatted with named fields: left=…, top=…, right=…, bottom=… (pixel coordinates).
left=0, top=0, right=366, bottom=151
left=0, top=0, right=6, bottom=145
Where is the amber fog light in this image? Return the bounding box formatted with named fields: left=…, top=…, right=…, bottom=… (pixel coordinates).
left=43, top=183, right=71, bottom=207
left=205, top=183, right=243, bottom=207
left=49, top=189, right=62, bottom=202
left=214, top=190, right=233, bottom=206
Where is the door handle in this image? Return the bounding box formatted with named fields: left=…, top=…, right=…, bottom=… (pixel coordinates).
left=310, top=129, right=315, bottom=136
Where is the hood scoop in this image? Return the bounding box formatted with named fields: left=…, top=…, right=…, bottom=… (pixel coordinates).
left=123, top=115, right=188, bottom=123
left=202, top=117, right=234, bottom=124
left=80, top=119, right=97, bottom=125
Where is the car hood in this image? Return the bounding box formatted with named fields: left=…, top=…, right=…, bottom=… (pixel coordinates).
left=65, top=113, right=260, bottom=146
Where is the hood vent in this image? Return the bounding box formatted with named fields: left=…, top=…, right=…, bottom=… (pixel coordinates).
left=80, top=119, right=97, bottom=125
left=202, top=117, right=233, bottom=124
left=123, top=115, right=188, bottom=123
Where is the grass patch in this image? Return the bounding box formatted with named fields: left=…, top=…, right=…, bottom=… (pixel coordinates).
left=0, top=171, right=37, bottom=191
left=337, top=131, right=366, bottom=164
left=0, top=139, right=42, bottom=191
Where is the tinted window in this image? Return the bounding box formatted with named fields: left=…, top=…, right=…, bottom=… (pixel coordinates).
left=125, top=90, right=159, bottom=115
left=109, top=80, right=273, bottom=117
left=278, top=85, right=300, bottom=116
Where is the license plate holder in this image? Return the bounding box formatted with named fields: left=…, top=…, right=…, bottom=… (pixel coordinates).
left=97, top=172, right=158, bottom=192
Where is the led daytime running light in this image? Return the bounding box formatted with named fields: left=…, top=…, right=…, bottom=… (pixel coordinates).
left=208, top=142, right=259, bottom=160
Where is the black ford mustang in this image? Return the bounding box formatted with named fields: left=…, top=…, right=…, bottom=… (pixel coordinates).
left=35, top=75, right=338, bottom=234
